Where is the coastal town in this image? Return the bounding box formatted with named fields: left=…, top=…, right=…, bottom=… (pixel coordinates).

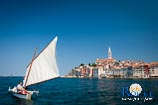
left=66, top=47, right=158, bottom=78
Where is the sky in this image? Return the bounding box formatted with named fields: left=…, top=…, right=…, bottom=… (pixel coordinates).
left=0, top=0, right=157, bottom=76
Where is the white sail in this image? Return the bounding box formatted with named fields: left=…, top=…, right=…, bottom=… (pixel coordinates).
left=23, top=36, right=59, bottom=87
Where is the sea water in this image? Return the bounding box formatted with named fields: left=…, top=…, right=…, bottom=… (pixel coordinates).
left=0, top=77, right=158, bottom=105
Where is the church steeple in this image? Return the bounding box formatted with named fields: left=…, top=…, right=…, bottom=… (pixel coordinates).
left=108, top=47, right=112, bottom=59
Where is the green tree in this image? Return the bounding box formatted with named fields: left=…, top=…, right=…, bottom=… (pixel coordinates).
left=80, top=63, right=84, bottom=66
left=91, top=63, right=97, bottom=67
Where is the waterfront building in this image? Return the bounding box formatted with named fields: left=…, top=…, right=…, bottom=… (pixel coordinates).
left=92, top=67, right=98, bottom=78
left=150, top=62, right=158, bottom=77
left=133, top=66, right=144, bottom=78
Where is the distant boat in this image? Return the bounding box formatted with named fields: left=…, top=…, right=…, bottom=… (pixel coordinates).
left=8, top=36, right=59, bottom=100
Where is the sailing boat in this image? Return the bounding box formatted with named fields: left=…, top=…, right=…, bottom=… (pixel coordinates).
left=8, top=36, right=59, bottom=100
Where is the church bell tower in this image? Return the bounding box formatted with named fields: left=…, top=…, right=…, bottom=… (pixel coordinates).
left=108, top=47, right=112, bottom=59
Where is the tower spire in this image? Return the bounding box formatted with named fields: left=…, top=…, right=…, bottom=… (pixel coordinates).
left=108, top=47, right=112, bottom=59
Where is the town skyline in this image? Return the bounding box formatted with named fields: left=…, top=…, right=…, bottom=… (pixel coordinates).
left=67, top=47, right=158, bottom=78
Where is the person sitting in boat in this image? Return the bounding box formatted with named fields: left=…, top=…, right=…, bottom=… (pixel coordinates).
left=17, top=82, right=29, bottom=94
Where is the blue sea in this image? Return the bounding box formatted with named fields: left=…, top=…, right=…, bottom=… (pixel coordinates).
left=0, top=77, right=158, bottom=105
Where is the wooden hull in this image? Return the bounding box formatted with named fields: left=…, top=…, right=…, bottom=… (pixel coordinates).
left=8, top=87, right=35, bottom=100
left=12, top=92, right=32, bottom=100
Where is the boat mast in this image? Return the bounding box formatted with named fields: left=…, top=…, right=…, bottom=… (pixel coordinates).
left=24, top=48, right=37, bottom=88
